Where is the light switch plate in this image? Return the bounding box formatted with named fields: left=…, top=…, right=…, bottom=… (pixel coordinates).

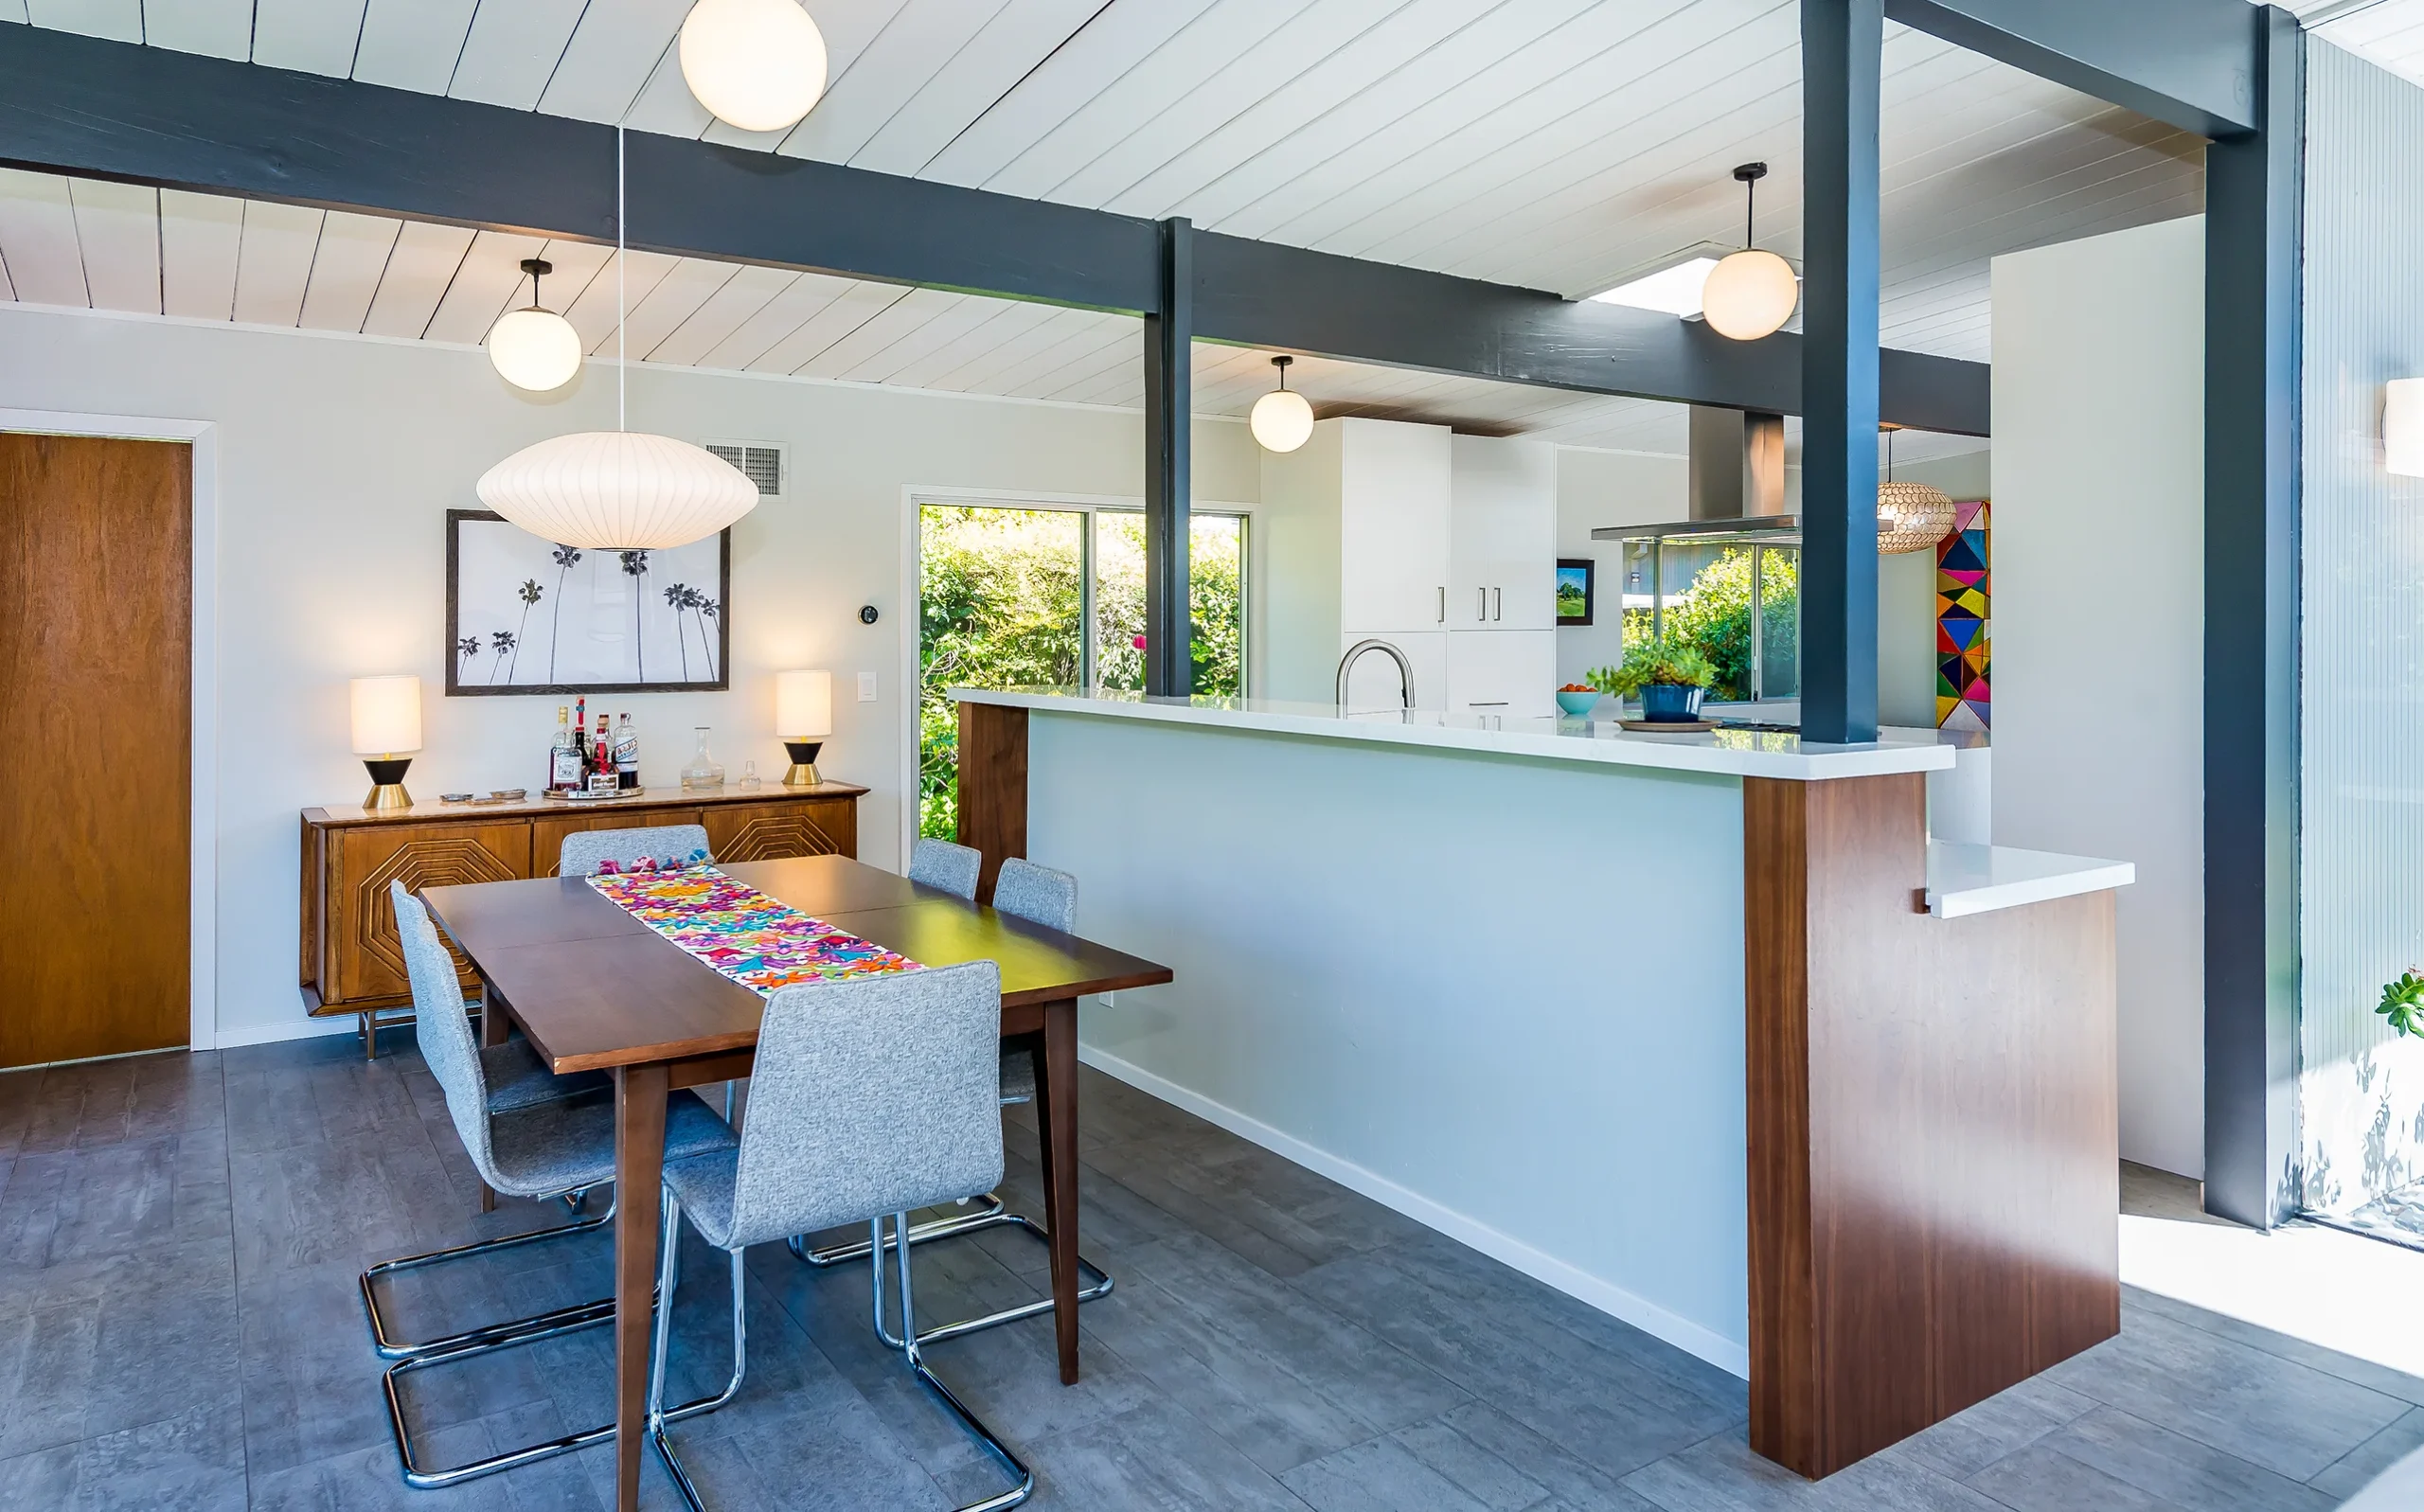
left=858, top=671, right=877, bottom=702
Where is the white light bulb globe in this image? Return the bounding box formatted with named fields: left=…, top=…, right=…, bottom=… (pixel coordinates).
left=681, top=0, right=829, bottom=133
left=487, top=307, right=583, bottom=392
left=1701, top=249, right=1799, bottom=342
left=1250, top=387, right=1314, bottom=453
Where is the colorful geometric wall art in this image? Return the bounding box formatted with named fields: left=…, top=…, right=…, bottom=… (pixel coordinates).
left=1936, top=498, right=1989, bottom=731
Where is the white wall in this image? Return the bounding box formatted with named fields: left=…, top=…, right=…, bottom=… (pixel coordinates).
left=1992, top=216, right=2206, bottom=1177
left=0, top=306, right=1257, bottom=1047
left=1554, top=448, right=1685, bottom=685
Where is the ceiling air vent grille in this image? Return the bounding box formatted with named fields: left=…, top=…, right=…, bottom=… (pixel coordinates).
left=704, top=441, right=784, bottom=498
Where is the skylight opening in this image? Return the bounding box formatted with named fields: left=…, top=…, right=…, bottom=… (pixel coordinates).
left=1588, top=257, right=1722, bottom=318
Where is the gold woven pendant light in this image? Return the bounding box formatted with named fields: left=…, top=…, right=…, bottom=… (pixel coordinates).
left=1876, top=423, right=1955, bottom=555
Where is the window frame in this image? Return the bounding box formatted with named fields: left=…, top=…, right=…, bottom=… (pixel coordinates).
left=898, top=487, right=1257, bottom=859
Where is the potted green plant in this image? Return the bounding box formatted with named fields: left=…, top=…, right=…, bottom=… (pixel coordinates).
left=1588, top=640, right=1718, bottom=722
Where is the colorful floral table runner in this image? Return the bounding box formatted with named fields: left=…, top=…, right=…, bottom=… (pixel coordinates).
left=586, top=864, right=921, bottom=995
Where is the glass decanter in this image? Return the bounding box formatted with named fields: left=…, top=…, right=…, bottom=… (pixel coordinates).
left=680, top=727, right=725, bottom=791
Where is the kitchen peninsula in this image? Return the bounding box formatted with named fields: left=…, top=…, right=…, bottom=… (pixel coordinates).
left=954, top=687, right=2131, bottom=1479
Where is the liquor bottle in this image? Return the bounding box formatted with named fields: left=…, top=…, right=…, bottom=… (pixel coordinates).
left=594, top=716, right=612, bottom=782
left=614, top=714, right=640, bottom=791
left=548, top=706, right=580, bottom=792
left=573, top=697, right=588, bottom=775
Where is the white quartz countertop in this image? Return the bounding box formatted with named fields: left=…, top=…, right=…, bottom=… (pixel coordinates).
left=1925, top=842, right=2135, bottom=918
left=954, top=687, right=1958, bottom=782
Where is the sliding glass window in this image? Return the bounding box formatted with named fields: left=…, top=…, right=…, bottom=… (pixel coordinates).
left=917, top=502, right=1248, bottom=838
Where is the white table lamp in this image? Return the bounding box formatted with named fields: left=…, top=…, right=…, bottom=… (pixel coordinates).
left=350, top=674, right=423, bottom=810
left=775, top=669, right=833, bottom=788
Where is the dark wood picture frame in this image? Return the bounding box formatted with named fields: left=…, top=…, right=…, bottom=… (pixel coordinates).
left=444, top=508, right=733, bottom=698
left=1556, top=558, right=1595, bottom=627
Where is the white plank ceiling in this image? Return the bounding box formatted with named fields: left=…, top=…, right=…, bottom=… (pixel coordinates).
left=2292, top=0, right=2424, bottom=86
left=0, top=0, right=2239, bottom=458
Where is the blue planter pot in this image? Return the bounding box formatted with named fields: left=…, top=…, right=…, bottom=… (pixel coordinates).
left=1638, top=684, right=1705, bottom=722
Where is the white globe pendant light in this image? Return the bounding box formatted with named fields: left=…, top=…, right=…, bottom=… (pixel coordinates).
left=488, top=258, right=583, bottom=392
left=1250, top=356, right=1315, bottom=453
left=1702, top=163, right=1799, bottom=343
left=478, top=130, right=759, bottom=552
left=681, top=0, right=829, bottom=133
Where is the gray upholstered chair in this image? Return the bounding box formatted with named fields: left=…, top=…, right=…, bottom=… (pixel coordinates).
left=908, top=836, right=982, bottom=899
left=558, top=822, right=712, bottom=879
left=647, top=961, right=1032, bottom=1512
left=789, top=858, right=1113, bottom=1348
left=364, top=881, right=740, bottom=1490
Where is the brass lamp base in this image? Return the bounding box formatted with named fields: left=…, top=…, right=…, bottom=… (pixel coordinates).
left=363, top=756, right=414, bottom=810
left=781, top=739, right=824, bottom=789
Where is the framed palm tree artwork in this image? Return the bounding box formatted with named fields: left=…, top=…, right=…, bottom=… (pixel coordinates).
left=444, top=509, right=731, bottom=696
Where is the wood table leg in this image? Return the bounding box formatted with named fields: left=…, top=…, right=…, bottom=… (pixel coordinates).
left=476, top=984, right=511, bottom=1214
left=1030, top=998, right=1082, bottom=1384
left=613, top=1062, right=668, bottom=1512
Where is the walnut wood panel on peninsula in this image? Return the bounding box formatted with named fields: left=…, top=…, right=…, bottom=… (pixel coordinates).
left=954, top=698, right=2119, bottom=1481
left=297, top=782, right=866, bottom=1053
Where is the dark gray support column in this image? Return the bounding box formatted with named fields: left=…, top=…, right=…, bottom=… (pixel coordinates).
left=1799, top=0, right=1884, bottom=746
left=2203, top=7, right=2303, bottom=1230
left=1144, top=217, right=1194, bottom=699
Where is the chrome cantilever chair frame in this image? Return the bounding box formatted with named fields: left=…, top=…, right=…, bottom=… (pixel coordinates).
left=359, top=1199, right=616, bottom=1361
left=650, top=1203, right=1034, bottom=1512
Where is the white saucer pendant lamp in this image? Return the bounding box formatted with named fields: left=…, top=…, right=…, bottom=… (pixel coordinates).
left=1250, top=355, right=1315, bottom=453
left=681, top=0, right=829, bottom=133
left=488, top=258, right=583, bottom=392
left=1875, top=423, right=1955, bottom=555
left=1702, top=163, right=1799, bottom=343
left=476, top=431, right=758, bottom=551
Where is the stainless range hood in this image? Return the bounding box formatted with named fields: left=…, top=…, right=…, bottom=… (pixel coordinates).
left=1591, top=406, right=1800, bottom=547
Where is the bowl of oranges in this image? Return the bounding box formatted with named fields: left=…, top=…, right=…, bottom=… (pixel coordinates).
left=1555, top=685, right=1601, bottom=718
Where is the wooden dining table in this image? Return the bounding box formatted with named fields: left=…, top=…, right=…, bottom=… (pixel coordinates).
left=419, top=853, right=1173, bottom=1512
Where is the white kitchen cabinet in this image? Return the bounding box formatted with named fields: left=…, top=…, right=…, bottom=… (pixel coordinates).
left=1262, top=420, right=1553, bottom=710
left=1447, top=629, right=1556, bottom=718
left=1338, top=631, right=1446, bottom=711
left=1340, top=420, right=1452, bottom=635
left=1450, top=436, right=1557, bottom=632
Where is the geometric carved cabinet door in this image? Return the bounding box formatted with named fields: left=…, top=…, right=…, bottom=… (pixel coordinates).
left=700, top=798, right=855, bottom=863
left=330, top=821, right=531, bottom=1002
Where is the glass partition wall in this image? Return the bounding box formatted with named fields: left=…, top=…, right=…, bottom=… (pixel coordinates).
left=1613, top=526, right=1803, bottom=710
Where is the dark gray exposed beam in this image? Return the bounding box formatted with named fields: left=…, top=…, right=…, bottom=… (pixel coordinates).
left=1886, top=0, right=2261, bottom=138
left=0, top=22, right=1988, bottom=435
left=1191, top=233, right=1988, bottom=435
left=2202, top=7, right=2303, bottom=1231
left=1144, top=219, right=1193, bottom=699
left=1798, top=0, right=1886, bottom=749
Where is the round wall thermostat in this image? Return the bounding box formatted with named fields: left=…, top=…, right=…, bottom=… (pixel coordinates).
left=859, top=604, right=880, bottom=625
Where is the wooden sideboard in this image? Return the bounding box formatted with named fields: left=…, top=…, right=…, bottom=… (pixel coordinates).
left=300, top=781, right=866, bottom=1053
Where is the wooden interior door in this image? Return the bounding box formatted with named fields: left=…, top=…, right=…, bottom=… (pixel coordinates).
left=0, top=434, right=192, bottom=1067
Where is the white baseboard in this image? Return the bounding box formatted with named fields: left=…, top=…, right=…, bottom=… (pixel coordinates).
left=1076, top=1042, right=1751, bottom=1380
left=210, top=1015, right=365, bottom=1050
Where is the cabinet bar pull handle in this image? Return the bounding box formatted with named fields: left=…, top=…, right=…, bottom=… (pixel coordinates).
left=1437, top=586, right=1445, bottom=623
left=1478, top=587, right=1487, bottom=621
left=1492, top=587, right=1502, bottom=621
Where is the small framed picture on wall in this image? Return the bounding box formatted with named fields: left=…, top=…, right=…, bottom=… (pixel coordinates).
left=1556, top=559, right=1595, bottom=627
left=444, top=509, right=732, bottom=696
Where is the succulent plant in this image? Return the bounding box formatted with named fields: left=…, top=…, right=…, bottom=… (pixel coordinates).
left=1586, top=640, right=1720, bottom=698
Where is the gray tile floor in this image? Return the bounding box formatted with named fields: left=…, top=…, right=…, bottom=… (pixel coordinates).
left=2, top=1037, right=2419, bottom=1510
